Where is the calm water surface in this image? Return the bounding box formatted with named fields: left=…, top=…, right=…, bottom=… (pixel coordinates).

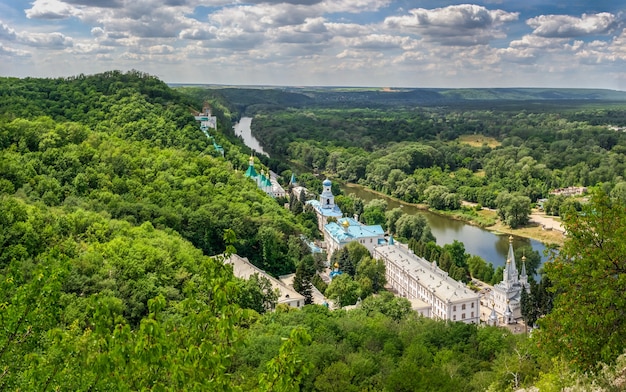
left=233, top=117, right=269, bottom=157
left=233, top=117, right=551, bottom=273
left=341, top=183, right=551, bottom=273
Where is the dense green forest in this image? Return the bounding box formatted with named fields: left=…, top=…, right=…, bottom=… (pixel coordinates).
left=1, top=73, right=625, bottom=390
left=215, top=87, right=626, bottom=225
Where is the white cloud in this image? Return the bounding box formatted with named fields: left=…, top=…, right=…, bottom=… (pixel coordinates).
left=68, top=42, right=114, bottom=54
left=208, top=4, right=312, bottom=31
left=527, top=13, right=618, bottom=38
left=91, top=27, right=105, bottom=37
left=0, top=21, right=17, bottom=41
left=579, top=28, right=626, bottom=63
left=25, top=0, right=79, bottom=20
left=0, top=43, right=31, bottom=57
left=179, top=27, right=216, bottom=40
left=496, top=45, right=536, bottom=64
left=510, top=34, right=569, bottom=50
left=343, top=34, right=411, bottom=51
left=247, top=0, right=324, bottom=5
left=320, top=0, right=390, bottom=14
left=146, top=44, right=175, bottom=54
left=271, top=17, right=331, bottom=44
left=383, top=4, right=518, bottom=46
left=62, top=0, right=124, bottom=7
left=608, top=29, right=626, bottom=60
left=325, top=22, right=370, bottom=38
left=17, top=32, right=74, bottom=48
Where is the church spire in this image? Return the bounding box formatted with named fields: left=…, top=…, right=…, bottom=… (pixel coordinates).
left=488, top=302, right=498, bottom=326
left=504, top=300, right=514, bottom=324
left=505, top=236, right=519, bottom=285
left=244, top=155, right=258, bottom=178
left=520, top=255, right=527, bottom=279
left=520, top=255, right=529, bottom=292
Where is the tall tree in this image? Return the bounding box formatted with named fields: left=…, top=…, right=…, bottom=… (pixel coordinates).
left=538, top=190, right=626, bottom=370
left=237, top=273, right=279, bottom=313
left=495, top=192, right=531, bottom=228
left=361, top=199, right=387, bottom=226
left=345, top=241, right=370, bottom=273
left=293, top=256, right=315, bottom=305
left=385, top=207, right=404, bottom=235
left=325, top=274, right=360, bottom=307
left=356, top=256, right=386, bottom=294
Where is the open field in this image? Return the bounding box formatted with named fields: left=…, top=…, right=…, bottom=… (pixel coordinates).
left=457, top=134, right=501, bottom=148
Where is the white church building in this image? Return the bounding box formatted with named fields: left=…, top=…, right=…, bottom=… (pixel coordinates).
left=324, top=217, right=386, bottom=257
left=490, top=236, right=530, bottom=324
left=306, top=179, right=343, bottom=232
left=307, top=179, right=387, bottom=258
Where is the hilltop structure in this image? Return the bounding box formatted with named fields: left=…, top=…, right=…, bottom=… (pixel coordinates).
left=194, top=102, right=217, bottom=130
left=193, top=103, right=223, bottom=155
left=490, top=236, right=530, bottom=324
left=373, top=242, right=481, bottom=324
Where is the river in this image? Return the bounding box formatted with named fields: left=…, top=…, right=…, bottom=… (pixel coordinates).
left=233, top=117, right=269, bottom=157
left=341, top=183, right=550, bottom=274
left=234, top=117, right=550, bottom=273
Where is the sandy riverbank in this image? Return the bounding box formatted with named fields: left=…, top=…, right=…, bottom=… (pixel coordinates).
left=345, top=183, right=565, bottom=247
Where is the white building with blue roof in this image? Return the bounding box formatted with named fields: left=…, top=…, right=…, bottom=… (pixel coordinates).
left=306, top=178, right=343, bottom=232
left=324, top=217, right=387, bottom=257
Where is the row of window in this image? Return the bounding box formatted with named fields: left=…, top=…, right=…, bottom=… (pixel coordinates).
left=452, top=311, right=475, bottom=321
left=452, top=302, right=475, bottom=312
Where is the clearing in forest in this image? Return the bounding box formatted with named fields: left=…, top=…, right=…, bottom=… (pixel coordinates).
left=458, top=134, right=501, bottom=148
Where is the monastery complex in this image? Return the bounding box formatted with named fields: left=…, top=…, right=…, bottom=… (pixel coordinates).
left=305, top=179, right=530, bottom=326
left=227, top=112, right=530, bottom=326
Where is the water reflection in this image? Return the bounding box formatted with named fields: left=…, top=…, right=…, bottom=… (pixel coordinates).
left=233, top=117, right=269, bottom=156
left=341, top=183, right=549, bottom=273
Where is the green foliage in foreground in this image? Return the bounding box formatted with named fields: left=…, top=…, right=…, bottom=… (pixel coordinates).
left=538, top=190, right=626, bottom=371
left=3, top=74, right=626, bottom=390
left=235, top=301, right=542, bottom=392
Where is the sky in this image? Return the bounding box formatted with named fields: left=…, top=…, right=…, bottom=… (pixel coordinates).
left=1, top=0, right=625, bottom=89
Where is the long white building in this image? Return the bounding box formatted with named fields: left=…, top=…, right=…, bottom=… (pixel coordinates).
left=373, top=242, right=481, bottom=324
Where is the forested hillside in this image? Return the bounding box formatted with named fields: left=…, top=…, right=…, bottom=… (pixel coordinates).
left=0, top=72, right=311, bottom=388
left=2, top=73, right=625, bottom=390
left=240, top=91, right=626, bottom=226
